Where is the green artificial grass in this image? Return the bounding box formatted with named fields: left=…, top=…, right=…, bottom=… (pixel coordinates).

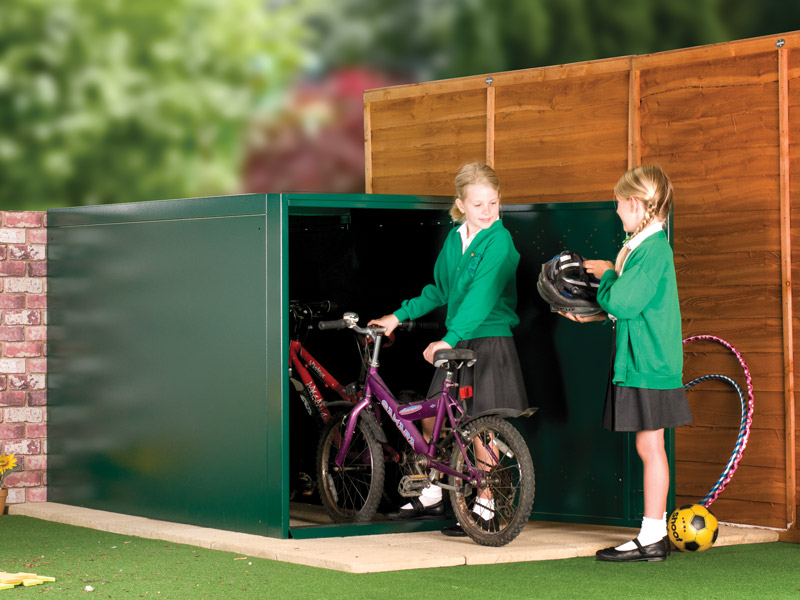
left=1, top=515, right=798, bottom=599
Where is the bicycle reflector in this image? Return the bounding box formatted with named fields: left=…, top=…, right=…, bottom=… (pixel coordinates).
left=536, top=250, right=603, bottom=316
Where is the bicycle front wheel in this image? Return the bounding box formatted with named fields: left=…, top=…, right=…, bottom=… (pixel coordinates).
left=316, top=411, right=385, bottom=522
left=448, top=415, right=535, bottom=547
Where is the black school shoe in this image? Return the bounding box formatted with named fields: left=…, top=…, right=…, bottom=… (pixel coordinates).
left=441, top=514, right=499, bottom=537
left=595, top=536, right=670, bottom=562
left=386, top=497, right=444, bottom=520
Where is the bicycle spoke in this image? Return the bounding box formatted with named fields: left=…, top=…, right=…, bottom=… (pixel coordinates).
left=448, top=416, right=535, bottom=546
left=317, top=414, right=385, bottom=522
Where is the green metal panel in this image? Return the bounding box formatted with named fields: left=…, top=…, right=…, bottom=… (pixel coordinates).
left=48, top=196, right=273, bottom=534
left=47, top=193, right=674, bottom=539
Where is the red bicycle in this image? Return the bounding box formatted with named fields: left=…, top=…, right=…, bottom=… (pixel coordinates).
left=289, top=300, right=365, bottom=426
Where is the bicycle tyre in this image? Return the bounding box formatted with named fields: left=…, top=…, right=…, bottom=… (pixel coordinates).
left=448, top=415, right=535, bottom=547
left=317, top=411, right=385, bottom=522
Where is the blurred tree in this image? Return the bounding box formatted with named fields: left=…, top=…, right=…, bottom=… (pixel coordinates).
left=243, top=67, right=399, bottom=195
left=4, top=0, right=798, bottom=209
left=304, top=0, right=797, bottom=80
left=0, top=0, right=311, bottom=210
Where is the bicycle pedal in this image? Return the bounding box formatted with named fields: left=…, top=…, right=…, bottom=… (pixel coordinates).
left=398, top=474, right=431, bottom=497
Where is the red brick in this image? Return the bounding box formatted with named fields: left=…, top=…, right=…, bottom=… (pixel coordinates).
left=0, top=295, right=25, bottom=309
left=0, top=359, right=25, bottom=374
left=2, top=310, right=41, bottom=326
left=27, top=358, right=46, bottom=373
left=0, top=375, right=5, bottom=390
left=28, top=391, right=46, bottom=406
left=6, top=487, right=25, bottom=503
left=4, top=279, right=43, bottom=294
left=25, top=487, right=47, bottom=502
left=24, top=455, right=47, bottom=470
left=4, top=342, right=42, bottom=358
left=0, top=424, right=25, bottom=438
left=0, top=229, right=26, bottom=244
left=27, top=262, right=47, bottom=277
left=25, top=326, right=46, bottom=341
left=8, top=245, right=45, bottom=261
left=4, top=212, right=43, bottom=228
left=0, top=327, right=24, bottom=341
left=2, top=439, right=40, bottom=454
left=0, top=246, right=5, bottom=260
left=6, top=407, right=43, bottom=423
left=0, top=392, right=26, bottom=406
left=26, top=423, right=46, bottom=437
left=4, top=470, right=42, bottom=487
left=0, top=261, right=26, bottom=277
left=26, top=229, right=47, bottom=244
left=26, top=293, right=47, bottom=308
left=9, top=374, right=45, bottom=390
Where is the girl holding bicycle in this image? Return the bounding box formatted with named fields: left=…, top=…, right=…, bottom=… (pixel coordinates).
left=561, top=165, right=692, bottom=562
left=370, top=162, right=528, bottom=536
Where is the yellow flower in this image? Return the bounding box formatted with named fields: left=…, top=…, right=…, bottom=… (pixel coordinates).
left=0, top=454, right=17, bottom=482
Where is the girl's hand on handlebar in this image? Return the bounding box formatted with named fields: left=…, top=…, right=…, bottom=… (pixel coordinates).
left=368, top=314, right=400, bottom=337
left=423, top=340, right=452, bottom=365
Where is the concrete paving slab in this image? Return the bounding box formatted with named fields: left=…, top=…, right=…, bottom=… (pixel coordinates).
left=9, top=502, right=782, bottom=574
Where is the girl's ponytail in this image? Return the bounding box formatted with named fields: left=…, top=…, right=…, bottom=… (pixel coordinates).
left=613, top=166, right=673, bottom=274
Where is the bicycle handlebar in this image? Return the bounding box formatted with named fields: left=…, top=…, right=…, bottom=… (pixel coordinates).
left=399, top=320, right=440, bottom=332
left=290, top=300, right=339, bottom=319
left=317, top=318, right=352, bottom=331
left=317, top=314, right=438, bottom=335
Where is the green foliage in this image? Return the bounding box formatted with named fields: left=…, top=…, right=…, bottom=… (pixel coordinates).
left=3, top=0, right=797, bottom=210
left=0, top=0, right=311, bottom=210
left=304, top=0, right=795, bottom=79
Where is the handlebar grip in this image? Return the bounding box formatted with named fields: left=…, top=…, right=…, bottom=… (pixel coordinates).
left=398, top=320, right=440, bottom=332
left=318, top=319, right=349, bottom=331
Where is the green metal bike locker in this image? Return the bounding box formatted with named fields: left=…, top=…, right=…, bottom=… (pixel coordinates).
left=47, top=193, right=674, bottom=539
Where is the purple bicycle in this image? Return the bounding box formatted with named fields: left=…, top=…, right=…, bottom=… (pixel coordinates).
left=316, top=312, right=536, bottom=547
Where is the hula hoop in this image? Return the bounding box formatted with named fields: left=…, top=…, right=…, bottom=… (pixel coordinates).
left=682, top=335, right=754, bottom=507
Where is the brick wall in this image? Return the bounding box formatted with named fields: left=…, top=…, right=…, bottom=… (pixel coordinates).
left=0, top=211, right=47, bottom=508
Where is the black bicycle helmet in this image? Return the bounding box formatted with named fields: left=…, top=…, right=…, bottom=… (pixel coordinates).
left=536, top=251, right=603, bottom=316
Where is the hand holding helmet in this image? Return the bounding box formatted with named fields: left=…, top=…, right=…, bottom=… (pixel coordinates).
left=536, top=250, right=604, bottom=317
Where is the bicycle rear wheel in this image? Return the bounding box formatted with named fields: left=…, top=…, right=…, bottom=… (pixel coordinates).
left=317, top=411, right=385, bottom=522
left=448, top=415, right=535, bottom=547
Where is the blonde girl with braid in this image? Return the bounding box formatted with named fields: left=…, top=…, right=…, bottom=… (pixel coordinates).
left=562, top=165, right=692, bottom=562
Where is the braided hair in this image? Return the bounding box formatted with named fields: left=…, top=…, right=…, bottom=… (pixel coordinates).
left=613, top=165, right=674, bottom=273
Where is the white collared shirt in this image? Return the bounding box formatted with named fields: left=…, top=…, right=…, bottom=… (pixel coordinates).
left=619, top=221, right=665, bottom=274
left=457, top=223, right=480, bottom=254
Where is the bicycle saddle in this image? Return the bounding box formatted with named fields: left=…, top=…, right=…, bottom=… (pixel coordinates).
left=433, top=348, right=477, bottom=369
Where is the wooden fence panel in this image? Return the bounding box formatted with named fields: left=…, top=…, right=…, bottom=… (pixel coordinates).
left=638, top=48, right=787, bottom=527
left=493, top=70, right=629, bottom=204
left=789, top=45, right=800, bottom=538
left=367, top=89, right=487, bottom=196
left=365, top=32, right=800, bottom=531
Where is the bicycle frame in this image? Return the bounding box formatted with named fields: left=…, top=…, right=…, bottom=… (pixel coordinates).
left=288, top=340, right=357, bottom=424
left=334, top=335, right=489, bottom=487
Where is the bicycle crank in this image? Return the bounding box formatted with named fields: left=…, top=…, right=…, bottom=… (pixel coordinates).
left=398, top=474, right=433, bottom=497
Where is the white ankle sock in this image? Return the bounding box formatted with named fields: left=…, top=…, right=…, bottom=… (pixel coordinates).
left=400, top=484, right=442, bottom=510
left=472, top=498, right=495, bottom=519
left=615, top=516, right=666, bottom=551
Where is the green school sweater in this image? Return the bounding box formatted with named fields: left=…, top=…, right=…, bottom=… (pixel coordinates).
left=393, top=220, right=520, bottom=347
left=596, top=230, right=684, bottom=389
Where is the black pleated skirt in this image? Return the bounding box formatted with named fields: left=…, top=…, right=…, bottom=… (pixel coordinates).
left=603, top=384, right=693, bottom=432
left=602, top=323, right=693, bottom=432
left=426, top=336, right=528, bottom=416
